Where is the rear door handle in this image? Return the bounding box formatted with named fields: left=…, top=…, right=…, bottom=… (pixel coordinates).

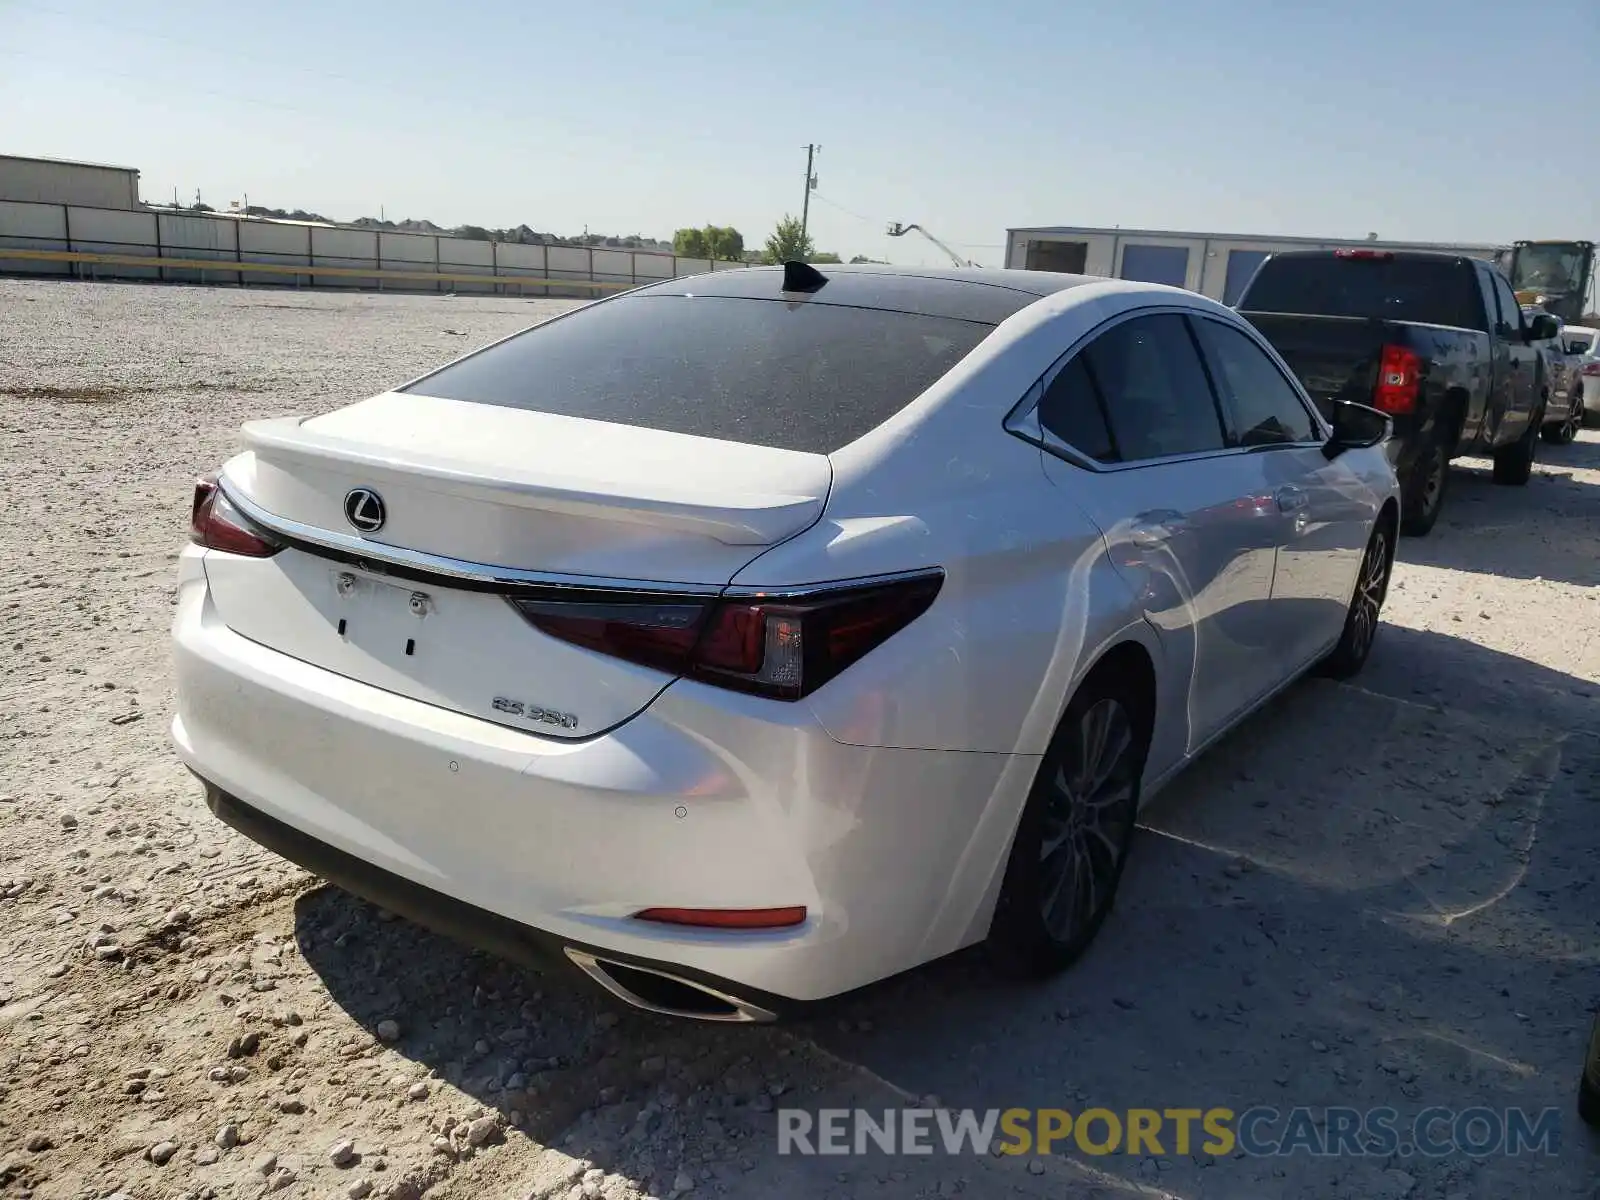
left=1276, top=486, right=1309, bottom=513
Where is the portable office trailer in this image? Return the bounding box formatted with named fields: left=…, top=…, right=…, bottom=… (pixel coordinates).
left=1004, top=225, right=1506, bottom=305
left=0, top=154, right=142, bottom=210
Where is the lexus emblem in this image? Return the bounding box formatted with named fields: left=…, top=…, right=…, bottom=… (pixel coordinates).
left=343, top=487, right=386, bottom=534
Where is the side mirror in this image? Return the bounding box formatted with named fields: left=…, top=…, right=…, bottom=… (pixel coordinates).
left=1323, top=400, right=1392, bottom=460
left=1527, top=314, right=1561, bottom=341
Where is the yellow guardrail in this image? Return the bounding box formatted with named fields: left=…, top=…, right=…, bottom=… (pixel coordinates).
left=0, top=247, right=639, bottom=292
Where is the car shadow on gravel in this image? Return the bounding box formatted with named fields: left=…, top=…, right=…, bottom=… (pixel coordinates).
left=791, top=624, right=1600, bottom=1196
left=291, top=886, right=838, bottom=1197
left=292, top=624, right=1600, bottom=1198
left=1398, top=439, right=1600, bottom=587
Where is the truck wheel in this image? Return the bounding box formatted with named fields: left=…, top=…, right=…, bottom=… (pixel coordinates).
left=1492, top=407, right=1542, bottom=486
left=1400, top=442, right=1447, bottom=536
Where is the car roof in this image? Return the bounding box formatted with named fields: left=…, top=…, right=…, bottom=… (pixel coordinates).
left=1262, top=248, right=1481, bottom=265
left=626, top=263, right=1101, bottom=325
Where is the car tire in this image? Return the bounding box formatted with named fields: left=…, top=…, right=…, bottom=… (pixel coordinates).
left=1399, top=440, right=1447, bottom=536
left=1317, top=520, right=1392, bottom=680
left=986, top=673, right=1149, bottom=980
left=1541, top=401, right=1580, bottom=445
left=1578, top=386, right=1598, bottom=428
left=1492, top=406, right=1543, bottom=486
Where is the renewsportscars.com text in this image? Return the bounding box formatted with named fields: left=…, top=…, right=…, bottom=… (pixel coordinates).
left=777, top=1106, right=1561, bottom=1158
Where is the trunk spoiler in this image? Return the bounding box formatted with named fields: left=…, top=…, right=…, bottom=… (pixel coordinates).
left=236, top=415, right=827, bottom=547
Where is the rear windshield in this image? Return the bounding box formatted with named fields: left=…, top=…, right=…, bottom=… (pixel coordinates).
left=403, top=294, right=992, bottom=454
left=1239, top=256, right=1484, bottom=331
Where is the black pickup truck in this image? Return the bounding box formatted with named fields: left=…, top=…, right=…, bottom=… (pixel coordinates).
left=1237, top=249, right=1560, bottom=536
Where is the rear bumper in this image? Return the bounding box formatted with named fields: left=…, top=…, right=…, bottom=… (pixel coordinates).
left=196, top=778, right=797, bottom=1019
left=170, top=549, right=1023, bottom=1005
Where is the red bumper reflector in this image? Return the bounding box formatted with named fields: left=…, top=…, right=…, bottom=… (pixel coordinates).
left=634, top=906, right=807, bottom=930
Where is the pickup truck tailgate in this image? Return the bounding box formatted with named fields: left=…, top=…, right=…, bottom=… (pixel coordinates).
left=1239, top=313, right=1387, bottom=417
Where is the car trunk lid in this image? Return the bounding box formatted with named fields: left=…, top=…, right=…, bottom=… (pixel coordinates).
left=203, top=390, right=832, bottom=737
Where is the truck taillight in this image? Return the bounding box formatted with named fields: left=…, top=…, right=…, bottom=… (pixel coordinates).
left=509, top=572, right=943, bottom=701
left=189, top=475, right=283, bottom=558
left=1373, top=345, right=1421, bottom=414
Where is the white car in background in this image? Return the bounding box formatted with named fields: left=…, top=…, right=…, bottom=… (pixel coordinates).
left=172, top=264, right=1400, bottom=1021
left=1565, top=325, right=1599, bottom=426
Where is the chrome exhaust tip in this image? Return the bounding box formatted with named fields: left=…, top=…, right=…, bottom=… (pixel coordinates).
left=564, top=948, right=778, bottom=1023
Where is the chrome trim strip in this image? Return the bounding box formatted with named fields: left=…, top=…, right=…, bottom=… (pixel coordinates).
left=564, top=948, right=777, bottom=1023
left=225, top=481, right=945, bottom=601
left=219, top=481, right=717, bottom=596
left=720, top=565, right=945, bottom=600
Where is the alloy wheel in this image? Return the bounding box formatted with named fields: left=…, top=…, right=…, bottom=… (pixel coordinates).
left=1037, top=698, right=1138, bottom=944
left=1349, top=531, right=1388, bottom=661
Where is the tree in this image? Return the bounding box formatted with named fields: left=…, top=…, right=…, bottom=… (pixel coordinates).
left=675, top=225, right=745, bottom=261
left=762, top=214, right=814, bottom=265
left=673, top=227, right=709, bottom=257
left=706, top=226, right=744, bottom=261
left=810, top=252, right=842, bottom=264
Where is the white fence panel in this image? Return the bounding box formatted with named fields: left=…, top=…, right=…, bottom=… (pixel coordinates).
left=634, top=252, right=674, bottom=280
left=378, top=231, right=434, bottom=264
left=0, top=200, right=755, bottom=294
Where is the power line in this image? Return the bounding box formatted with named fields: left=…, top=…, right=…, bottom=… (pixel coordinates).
left=810, top=192, right=881, bottom=227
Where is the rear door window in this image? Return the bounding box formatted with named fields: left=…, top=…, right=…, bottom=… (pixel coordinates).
left=1490, top=274, right=1524, bottom=338
left=404, top=294, right=992, bottom=454
left=1192, top=318, right=1321, bottom=446
left=1081, top=314, right=1228, bottom=461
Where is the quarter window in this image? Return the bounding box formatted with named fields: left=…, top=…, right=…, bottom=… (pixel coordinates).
left=1037, top=355, right=1116, bottom=461
left=1081, top=314, right=1227, bottom=461
left=1194, top=319, right=1320, bottom=446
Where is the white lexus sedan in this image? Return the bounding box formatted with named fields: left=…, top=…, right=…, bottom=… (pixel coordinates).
left=172, top=264, right=1399, bottom=1022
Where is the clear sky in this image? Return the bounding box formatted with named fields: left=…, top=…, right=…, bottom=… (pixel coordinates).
left=4, top=0, right=1597, bottom=266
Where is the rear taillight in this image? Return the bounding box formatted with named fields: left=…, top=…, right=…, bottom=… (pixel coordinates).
left=1373, top=344, right=1421, bottom=414
left=509, top=572, right=942, bottom=701
left=1582, top=362, right=1600, bottom=377
left=1333, top=248, right=1394, bottom=261
left=189, top=475, right=282, bottom=558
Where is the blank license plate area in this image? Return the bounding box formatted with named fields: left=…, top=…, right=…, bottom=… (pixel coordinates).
left=203, top=546, right=675, bottom=737
left=330, top=570, right=436, bottom=663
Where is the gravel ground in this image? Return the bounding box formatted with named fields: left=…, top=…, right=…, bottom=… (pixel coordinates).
left=1, top=278, right=1597, bottom=1200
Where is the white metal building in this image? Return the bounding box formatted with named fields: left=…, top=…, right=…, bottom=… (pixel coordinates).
left=1005, top=225, right=1506, bottom=305
left=0, top=154, right=142, bottom=210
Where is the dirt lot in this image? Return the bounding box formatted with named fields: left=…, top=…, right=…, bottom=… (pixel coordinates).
left=2, top=279, right=1597, bottom=1200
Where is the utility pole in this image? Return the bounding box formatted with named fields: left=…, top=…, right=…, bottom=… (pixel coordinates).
left=800, top=144, right=819, bottom=246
